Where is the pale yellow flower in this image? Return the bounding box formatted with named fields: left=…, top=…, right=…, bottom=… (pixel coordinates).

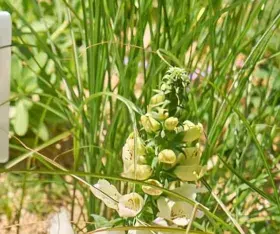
left=90, top=179, right=121, bottom=210
left=157, top=197, right=190, bottom=226
left=118, top=193, right=144, bottom=217
left=156, top=183, right=206, bottom=226
left=122, top=143, right=147, bottom=172
left=122, top=143, right=134, bottom=172
left=126, top=133, right=146, bottom=156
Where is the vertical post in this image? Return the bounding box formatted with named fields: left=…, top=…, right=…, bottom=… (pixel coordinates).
left=0, top=12, right=11, bottom=163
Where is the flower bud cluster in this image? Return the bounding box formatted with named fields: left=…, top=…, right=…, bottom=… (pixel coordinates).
left=133, top=67, right=206, bottom=184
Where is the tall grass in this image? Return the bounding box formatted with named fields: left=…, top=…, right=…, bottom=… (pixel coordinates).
left=1, top=0, right=280, bottom=233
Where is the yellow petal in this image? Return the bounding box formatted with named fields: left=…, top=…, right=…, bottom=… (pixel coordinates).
left=174, top=165, right=204, bottom=181
left=90, top=179, right=121, bottom=210
left=182, top=121, right=203, bottom=142
left=177, top=144, right=202, bottom=166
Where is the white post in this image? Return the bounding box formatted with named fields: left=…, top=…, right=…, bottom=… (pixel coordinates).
left=0, top=12, right=11, bottom=163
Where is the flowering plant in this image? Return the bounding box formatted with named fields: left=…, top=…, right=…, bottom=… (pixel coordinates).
left=91, top=67, right=207, bottom=232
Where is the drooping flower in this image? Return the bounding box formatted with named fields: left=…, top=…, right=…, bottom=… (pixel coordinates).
left=142, top=179, right=163, bottom=196
left=90, top=179, right=121, bottom=210
left=156, top=183, right=206, bottom=226
left=90, top=180, right=144, bottom=218
left=126, top=133, right=146, bottom=156
left=122, top=143, right=134, bottom=172
left=122, top=141, right=152, bottom=180
left=164, top=117, right=179, bottom=131
left=158, top=149, right=176, bottom=164
left=157, top=197, right=190, bottom=226
left=122, top=143, right=147, bottom=168
left=141, top=115, right=161, bottom=133
left=118, top=193, right=144, bottom=217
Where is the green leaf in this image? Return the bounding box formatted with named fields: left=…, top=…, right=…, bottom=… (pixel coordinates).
left=14, top=100, right=29, bottom=136
left=91, top=214, right=122, bottom=229
left=91, top=214, right=110, bottom=229
left=37, top=123, right=49, bottom=141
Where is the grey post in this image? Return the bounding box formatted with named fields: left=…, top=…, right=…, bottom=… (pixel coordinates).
left=0, top=12, right=11, bottom=163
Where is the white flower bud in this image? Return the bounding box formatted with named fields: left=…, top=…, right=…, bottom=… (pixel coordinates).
left=142, top=179, right=163, bottom=196
left=164, top=117, right=178, bottom=130
left=158, top=149, right=176, bottom=164
left=141, top=115, right=161, bottom=133
left=150, top=93, right=165, bottom=105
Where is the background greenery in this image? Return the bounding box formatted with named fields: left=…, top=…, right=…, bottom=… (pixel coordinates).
left=1, top=0, right=280, bottom=233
